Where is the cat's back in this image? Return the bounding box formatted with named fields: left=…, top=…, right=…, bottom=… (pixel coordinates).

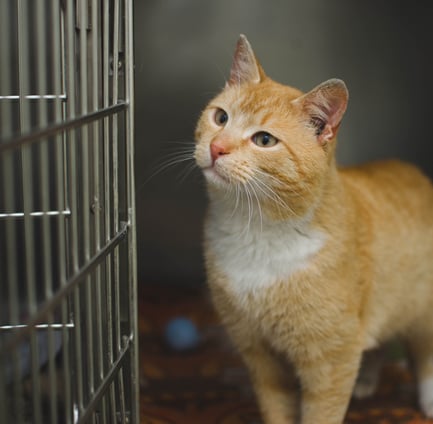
left=339, top=159, right=433, bottom=222
left=339, top=160, right=433, bottom=344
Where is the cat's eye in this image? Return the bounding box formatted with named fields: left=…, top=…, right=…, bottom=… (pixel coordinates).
left=214, top=108, right=228, bottom=126
left=252, top=131, right=278, bottom=148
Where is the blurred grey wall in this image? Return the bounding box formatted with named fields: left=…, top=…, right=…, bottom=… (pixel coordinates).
left=134, top=1, right=433, bottom=285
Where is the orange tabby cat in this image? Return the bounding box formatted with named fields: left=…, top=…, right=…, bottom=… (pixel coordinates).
left=194, top=35, right=433, bottom=424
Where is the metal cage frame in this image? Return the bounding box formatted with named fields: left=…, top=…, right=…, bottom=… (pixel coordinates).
left=0, top=1, right=138, bottom=423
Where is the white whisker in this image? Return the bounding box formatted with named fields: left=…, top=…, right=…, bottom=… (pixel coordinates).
left=136, top=145, right=196, bottom=194
left=250, top=177, right=287, bottom=208
left=229, top=182, right=241, bottom=219
left=247, top=181, right=263, bottom=232
left=244, top=183, right=253, bottom=236
left=254, top=167, right=312, bottom=199
left=249, top=174, right=300, bottom=219
left=146, top=154, right=194, bottom=180
left=177, top=162, right=200, bottom=184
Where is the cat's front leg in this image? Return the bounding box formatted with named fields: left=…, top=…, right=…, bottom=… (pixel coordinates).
left=209, top=284, right=299, bottom=422
left=241, top=345, right=299, bottom=424
left=298, top=347, right=362, bottom=424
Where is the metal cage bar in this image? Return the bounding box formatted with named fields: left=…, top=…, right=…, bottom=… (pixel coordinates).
left=0, top=1, right=138, bottom=423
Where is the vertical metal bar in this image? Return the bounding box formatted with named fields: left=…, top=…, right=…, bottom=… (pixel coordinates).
left=112, top=1, right=120, bottom=234
left=57, top=2, right=73, bottom=423
left=78, top=0, right=96, bottom=419
left=0, top=358, right=5, bottom=423
left=0, top=0, right=13, bottom=133
left=66, top=0, right=84, bottom=418
left=103, top=0, right=117, bottom=419
left=0, top=2, right=17, bottom=423
left=36, top=0, right=49, bottom=294
left=73, top=0, right=88, bottom=414
left=111, top=1, right=125, bottom=419
left=91, top=0, right=108, bottom=422
left=52, top=1, right=68, bottom=422
left=112, top=0, right=120, bottom=344
left=72, top=95, right=84, bottom=423
left=35, top=2, right=58, bottom=424
left=17, top=1, right=43, bottom=423
left=102, top=0, right=110, bottom=248
left=125, top=0, right=139, bottom=421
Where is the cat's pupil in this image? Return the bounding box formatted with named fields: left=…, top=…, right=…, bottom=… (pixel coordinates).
left=252, top=131, right=278, bottom=148
left=215, top=109, right=228, bottom=126
left=262, top=134, right=271, bottom=145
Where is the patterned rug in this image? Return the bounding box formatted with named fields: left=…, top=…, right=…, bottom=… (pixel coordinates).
left=140, top=285, right=433, bottom=424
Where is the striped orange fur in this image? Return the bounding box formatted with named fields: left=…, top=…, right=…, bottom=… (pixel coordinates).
left=194, top=35, right=433, bottom=424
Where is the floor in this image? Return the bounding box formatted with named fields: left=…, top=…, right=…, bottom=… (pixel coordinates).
left=140, top=285, right=433, bottom=424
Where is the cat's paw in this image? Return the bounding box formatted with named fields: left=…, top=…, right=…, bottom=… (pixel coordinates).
left=420, top=378, right=433, bottom=418
left=352, top=379, right=378, bottom=399
left=353, top=348, right=384, bottom=400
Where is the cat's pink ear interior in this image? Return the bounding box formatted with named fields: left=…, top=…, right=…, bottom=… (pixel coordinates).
left=228, top=35, right=265, bottom=86
left=295, top=79, right=349, bottom=145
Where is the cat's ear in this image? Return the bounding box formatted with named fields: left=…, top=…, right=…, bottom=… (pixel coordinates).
left=294, top=79, right=348, bottom=145
left=227, top=35, right=265, bottom=86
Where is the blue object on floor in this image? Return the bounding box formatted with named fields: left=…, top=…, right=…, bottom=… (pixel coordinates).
left=164, top=317, right=199, bottom=351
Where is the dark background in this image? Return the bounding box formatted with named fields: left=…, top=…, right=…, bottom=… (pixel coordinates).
left=134, top=1, right=433, bottom=286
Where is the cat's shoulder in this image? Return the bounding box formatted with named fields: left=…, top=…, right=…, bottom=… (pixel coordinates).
left=339, top=159, right=433, bottom=191
left=340, top=159, right=429, bottom=181
left=339, top=159, right=433, bottom=216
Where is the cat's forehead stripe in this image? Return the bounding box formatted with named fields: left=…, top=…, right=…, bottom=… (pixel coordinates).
left=260, top=110, right=276, bottom=126
left=226, top=91, right=285, bottom=129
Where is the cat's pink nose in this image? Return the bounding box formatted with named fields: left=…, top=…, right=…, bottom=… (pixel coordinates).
left=210, top=140, right=229, bottom=165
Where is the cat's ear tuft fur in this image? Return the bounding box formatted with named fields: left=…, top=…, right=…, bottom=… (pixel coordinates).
left=228, top=35, right=265, bottom=86
left=295, top=79, right=349, bottom=145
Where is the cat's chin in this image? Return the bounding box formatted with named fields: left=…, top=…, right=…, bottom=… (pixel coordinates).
left=202, top=167, right=230, bottom=187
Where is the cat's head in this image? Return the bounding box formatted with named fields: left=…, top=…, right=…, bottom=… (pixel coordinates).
left=194, top=35, right=348, bottom=219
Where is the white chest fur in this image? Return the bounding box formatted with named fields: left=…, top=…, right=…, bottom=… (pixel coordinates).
left=205, top=206, right=326, bottom=300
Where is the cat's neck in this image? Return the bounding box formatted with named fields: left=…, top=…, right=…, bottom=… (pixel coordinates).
left=206, top=163, right=343, bottom=231
left=204, top=182, right=329, bottom=299
left=207, top=189, right=312, bottom=230
left=207, top=191, right=312, bottom=232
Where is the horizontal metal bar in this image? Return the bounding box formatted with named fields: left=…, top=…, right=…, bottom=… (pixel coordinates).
left=0, top=102, right=127, bottom=154
left=0, top=221, right=129, bottom=354
left=77, top=334, right=132, bottom=424
left=0, top=323, right=74, bottom=330
left=0, top=94, right=67, bottom=100
left=0, top=209, right=71, bottom=219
